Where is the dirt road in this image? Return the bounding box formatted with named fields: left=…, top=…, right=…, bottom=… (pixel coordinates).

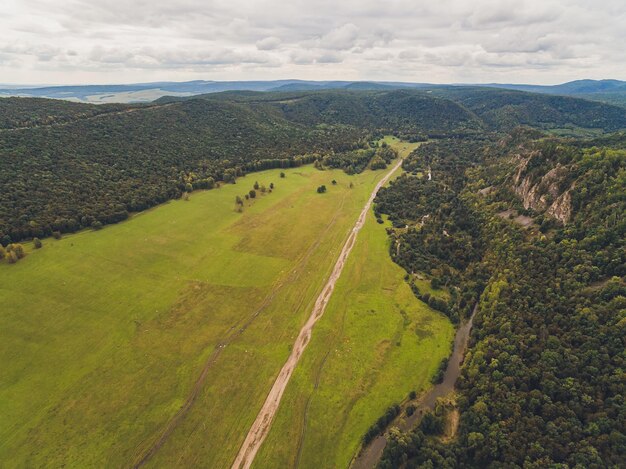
left=231, top=158, right=404, bottom=469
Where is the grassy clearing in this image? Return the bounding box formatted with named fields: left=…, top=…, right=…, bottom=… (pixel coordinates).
left=253, top=139, right=454, bottom=468
left=412, top=276, right=451, bottom=302
left=0, top=163, right=393, bottom=467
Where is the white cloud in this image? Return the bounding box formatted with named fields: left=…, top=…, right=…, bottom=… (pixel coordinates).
left=318, top=23, right=360, bottom=50
left=0, top=0, right=624, bottom=84
left=256, top=37, right=281, bottom=50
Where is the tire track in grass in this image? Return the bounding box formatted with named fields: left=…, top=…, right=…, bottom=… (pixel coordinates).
left=131, top=192, right=348, bottom=468
left=231, top=159, right=404, bottom=469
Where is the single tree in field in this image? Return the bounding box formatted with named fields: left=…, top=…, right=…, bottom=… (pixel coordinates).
left=260, top=185, right=267, bottom=193
left=280, top=172, right=285, bottom=178
left=249, top=190, right=257, bottom=199
left=253, top=181, right=260, bottom=190
left=349, top=182, right=354, bottom=189
left=269, top=182, right=274, bottom=189
left=235, top=195, right=243, bottom=206
left=331, top=180, right=337, bottom=185
left=317, top=185, right=327, bottom=194
left=33, top=238, right=42, bottom=249
left=245, top=194, right=250, bottom=200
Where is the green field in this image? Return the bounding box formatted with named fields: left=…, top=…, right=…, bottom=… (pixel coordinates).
left=253, top=144, right=454, bottom=468
left=0, top=138, right=452, bottom=468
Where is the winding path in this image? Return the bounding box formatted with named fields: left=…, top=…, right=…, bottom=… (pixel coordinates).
left=231, top=158, right=404, bottom=469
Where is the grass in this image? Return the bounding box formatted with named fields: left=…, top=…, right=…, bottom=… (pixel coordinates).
left=252, top=139, right=454, bottom=468
left=0, top=137, right=453, bottom=468
left=0, top=163, right=393, bottom=468
left=412, top=276, right=451, bottom=302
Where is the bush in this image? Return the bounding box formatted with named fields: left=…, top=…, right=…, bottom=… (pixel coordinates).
left=317, top=185, right=327, bottom=194
left=52, top=231, right=62, bottom=239
left=362, top=404, right=401, bottom=444
left=33, top=238, right=42, bottom=249
left=431, top=357, right=448, bottom=384
left=7, top=251, right=18, bottom=264
left=8, top=243, right=25, bottom=259
left=420, top=411, right=444, bottom=435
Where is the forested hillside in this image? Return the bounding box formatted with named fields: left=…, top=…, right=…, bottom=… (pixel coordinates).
left=430, top=87, right=626, bottom=132
left=0, top=97, right=128, bottom=130
left=374, top=131, right=625, bottom=468
left=1, top=88, right=625, bottom=244
left=0, top=98, right=367, bottom=242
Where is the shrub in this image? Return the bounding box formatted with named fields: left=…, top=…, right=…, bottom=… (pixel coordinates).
left=9, top=243, right=25, bottom=259
left=33, top=238, right=42, bottom=249
left=420, top=411, right=444, bottom=435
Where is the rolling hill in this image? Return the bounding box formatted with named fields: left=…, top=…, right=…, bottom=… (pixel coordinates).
left=1, top=88, right=625, bottom=244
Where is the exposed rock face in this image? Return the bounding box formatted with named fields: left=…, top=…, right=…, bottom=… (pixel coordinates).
left=546, top=188, right=573, bottom=224
left=512, top=152, right=573, bottom=224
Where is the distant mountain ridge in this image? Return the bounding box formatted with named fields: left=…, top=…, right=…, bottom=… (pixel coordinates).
left=1, top=78, right=625, bottom=107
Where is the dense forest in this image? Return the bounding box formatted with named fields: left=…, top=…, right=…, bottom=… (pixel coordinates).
left=0, top=98, right=368, bottom=242
left=1, top=88, right=625, bottom=245
left=373, top=131, right=625, bottom=468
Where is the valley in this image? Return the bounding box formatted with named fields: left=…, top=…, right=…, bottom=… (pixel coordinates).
left=1, top=138, right=453, bottom=468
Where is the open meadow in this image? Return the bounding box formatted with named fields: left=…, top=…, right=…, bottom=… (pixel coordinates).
left=0, top=138, right=453, bottom=468
left=0, top=163, right=383, bottom=466
left=253, top=140, right=454, bottom=468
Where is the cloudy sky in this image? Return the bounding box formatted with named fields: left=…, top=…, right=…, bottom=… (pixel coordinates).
left=1, top=0, right=625, bottom=85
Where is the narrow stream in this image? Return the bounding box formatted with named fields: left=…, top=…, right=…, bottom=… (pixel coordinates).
left=351, top=303, right=479, bottom=469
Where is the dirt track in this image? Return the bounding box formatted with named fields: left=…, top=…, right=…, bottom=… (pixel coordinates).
left=231, top=158, right=404, bottom=469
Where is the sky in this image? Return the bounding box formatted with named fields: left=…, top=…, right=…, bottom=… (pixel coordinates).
left=1, top=0, right=625, bottom=85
